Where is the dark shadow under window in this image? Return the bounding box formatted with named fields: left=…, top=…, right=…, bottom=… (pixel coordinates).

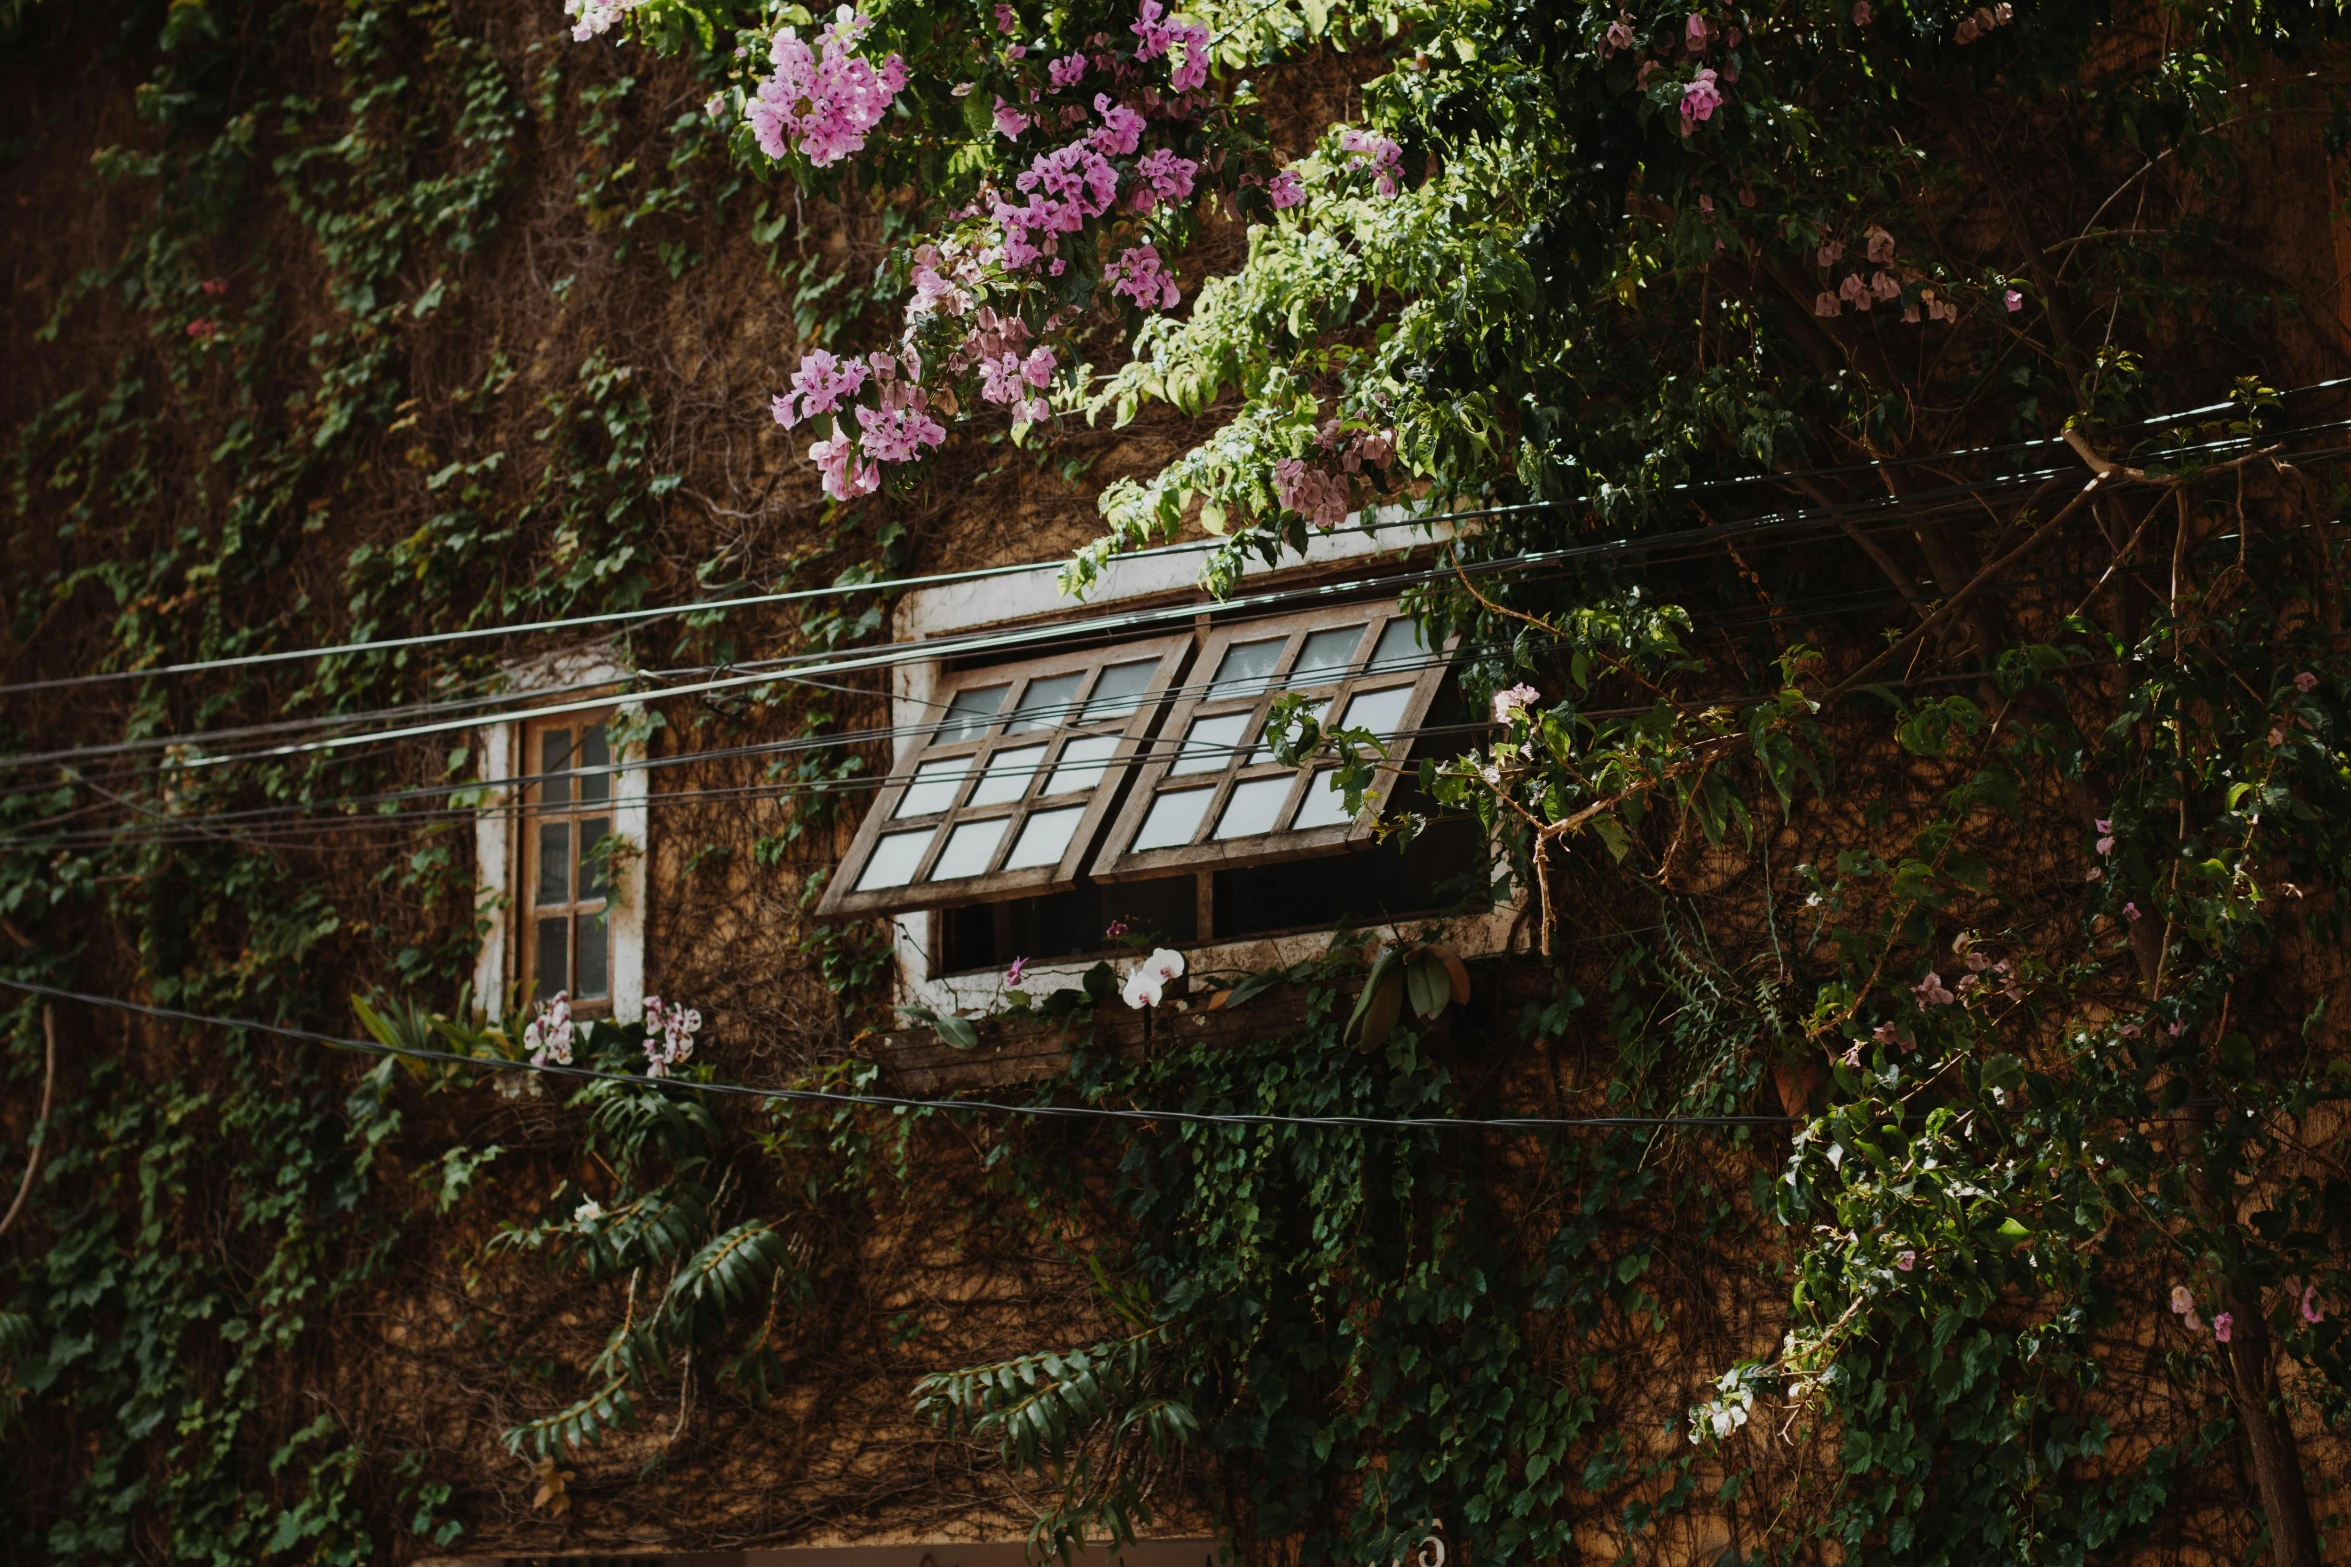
left=1212, top=813, right=1486, bottom=941
left=936, top=874, right=1198, bottom=975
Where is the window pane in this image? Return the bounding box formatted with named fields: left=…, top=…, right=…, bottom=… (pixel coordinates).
left=575, top=911, right=609, bottom=1000
left=1251, top=700, right=1327, bottom=765
left=1290, top=627, right=1365, bottom=686
left=1213, top=776, right=1293, bottom=840
left=937, top=684, right=1008, bottom=742
left=1132, top=788, right=1214, bottom=851
left=1044, top=733, right=1119, bottom=796
left=856, top=828, right=935, bottom=891
left=1005, top=805, right=1087, bottom=870
left=538, top=728, right=572, bottom=806
left=896, top=756, right=972, bottom=818
left=535, top=917, right=569, bottom=1000
left=1007, top=672, right=1085, bottom=734
left=970, top=744, right=1047, bottom=807
left=578, top=726, right=611, bottom=804
left=1340, top=685, right=1413, bottom=739
left=1206, top=638, right=1284, bottom=700
left=1365, top=617, right=1423, bottom=672
left=1082, top=659, right=1157, bottom=720
left=1292, top=769, right=1353, bottom=829
left=930, top=818, right=1009, bottom=880
left=1172, top=712, right=1249, bottom=775
left=536, top=821, right=572, bottom=905
left=580, top=816, right=611, bottom=899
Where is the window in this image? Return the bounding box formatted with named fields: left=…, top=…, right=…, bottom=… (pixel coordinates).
left=1090, top=604, right=1451, bottom=881
left=816, top=636, right=1194, bottom=918
left=827, top=598, right=1468, bottom=960
left=521, top=716, right=617, bottom=1011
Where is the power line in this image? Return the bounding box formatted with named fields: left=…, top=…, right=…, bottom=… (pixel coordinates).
left=8, top=416, right=2342, bottom=788
left=0, top=458, right=2082, bottom=775
left=10, top=379, right=2334, bottom=701
left=0, top=977, right=1799, bottom=1134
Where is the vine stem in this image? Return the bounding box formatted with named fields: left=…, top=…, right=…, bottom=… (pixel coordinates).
left=0, top=1003, right=57, bottom=1242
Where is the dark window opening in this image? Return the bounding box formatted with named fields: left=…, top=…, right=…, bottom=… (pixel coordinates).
left=1213, top=813, right=1486, bottom=941
left=936, top=874, right=1198, bottom=975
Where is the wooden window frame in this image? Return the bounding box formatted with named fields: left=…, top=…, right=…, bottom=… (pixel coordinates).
left=1089, top=601, right=1451, bottom=883
left=520, top=711, right=620, bottom=1016
left=816, top=635, right=1195, bottom=919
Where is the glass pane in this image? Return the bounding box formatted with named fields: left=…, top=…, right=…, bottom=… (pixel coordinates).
left=1213, top=776, right=1293, bottom=840
left=1004, top=805, right=1087, bottom=870
left=1044, top=733, right=1119, bottom=796
left=1340, top=685, right=1413, bottom=739
left=535, top=917, right=569, bottom=1000
left=1007, top=673, right=1085, bottom=734
left=578, top=726, right=611, bottom=804
left=855, top=828, right=935, bottom=891
left=1132, top=788, right=1214, bottom=851
left=1251, top=700, right=1327, bottom=765
left=537, top=728, right=572, bottom=806
left=1082, top=659, right=1157, bottom=720
left=896, top=755, right=972, bottom=817
left=580, top=816, right=611, bottom=899
left=1365, top=617, right=1423, bottom=672
left=575, top=910, right=609, bottom=1000
left=536, top=821, right=571, bottom=905
left=970, top=744, right=1048, bottom=807
left=1290, top=626, right=1365, bottom=686
left=1292, top=769, right=1354, bottom=829
left=1206, top=638, right=1284, bottom=700
left=937, top=684, right=1009, bottom=742
left=1172, top=712, right=1249, bottom=775
left=930, top=818, right=1009, bottom=880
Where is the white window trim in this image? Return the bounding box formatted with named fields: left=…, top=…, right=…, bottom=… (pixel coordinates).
left=891, top=511, right=1524, bottom=1019
left=472, top=652, right=650, bottom=1026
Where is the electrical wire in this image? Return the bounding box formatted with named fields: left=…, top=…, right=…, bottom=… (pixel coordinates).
left=8, top=378, right=2336, bottom=701
left=0, top=452, right=2104, bottom=774
left=0, top=977, right=1800, bottom=1133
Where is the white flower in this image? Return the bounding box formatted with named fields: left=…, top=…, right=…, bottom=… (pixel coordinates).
left=573, top=1199, right=605, bottom=1226
left=1120, top=947, right=1186, bottom=1009
left=523, top=991, right=575, bottom=1067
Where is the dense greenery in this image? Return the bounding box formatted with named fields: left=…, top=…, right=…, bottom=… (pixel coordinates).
left=7, top=0, right=2351, bottom=1562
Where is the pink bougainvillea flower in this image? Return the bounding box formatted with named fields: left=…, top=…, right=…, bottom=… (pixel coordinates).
left=810, top=432, right=880, bottom=500
left=2295, top=670, right=2319, bottom=692
left=1853, top=0, right=1872, bottom=21
left=2123, top=902, right=2143, bottom=922
left=1104, top=243, right=1181, bottom=309
left=1913, top=971, right=1955, bottom=1005
left=993, top=95, right=1029, bottom=138
left=2303, top=1284, right=2325, bottom=1323
left=994, top=1, right=1016, bottom=29
left=1605, top=15, right=1635, bottom=52
left=1814, top=291, right=1841, bottom=317
left=1896, top=1250, right=1916, bottom=1271
left=1006, top=956, right=1030, bottom=986
left=2212, top=1311, right=2234, bottom=1343
left=1048, top=51, right=1087, bottom=89
left=2170, top=1285, right=2195, bottom=1316
left=1490, top=683, right=1541, bottom=724
left=1267, top=167, right=1306, bottom=209
left=1680, top=68, right=1723, bottom=128
left=2005, top=288, right=2025, bottom=312
left=1089, top=94, right=1145, bottom=155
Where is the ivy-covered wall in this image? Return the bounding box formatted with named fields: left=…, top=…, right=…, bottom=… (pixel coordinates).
left=8, top=1, right=2351, bottom=1564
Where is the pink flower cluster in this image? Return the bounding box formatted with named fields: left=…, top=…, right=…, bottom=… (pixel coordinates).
left=1091, top=94, right=1145, bottom=155
left=524, top=991, right=576, bottom=1067
left=642, top=995, right=702, bottom=1078
left=1491, top=684, right=1542, bottom=724
left=1274, top=458, right=1350, bottom=526
left=1338, top=128, right=1404, bottom=195
left=1680, top=68, right=1722, bottom=129
left=1953, top=2, right=2014, bottom=44
left=565, top=0, right=639, bottom=41
left=1105, top=243, right=1181, bottom=309
left=1266, top=167, right=1306, bottom=209
left=1130, top=1, right=1209, bottom=91
left=1131, top=146, right=1199, bottom=210
left=769, top=348, right=868, bottom=429
left=995, top=139, right=1121, bottom=267
left=746, top=7, right=908, bottom=167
